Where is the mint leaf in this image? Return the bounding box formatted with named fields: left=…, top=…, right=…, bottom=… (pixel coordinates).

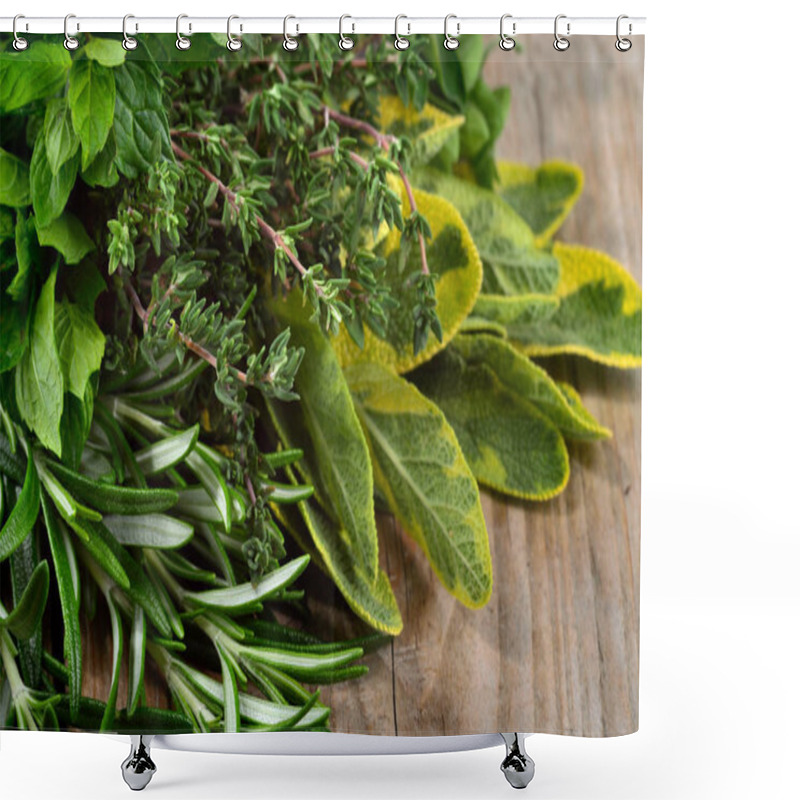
left=68, top=58, right=116, bottom=170
left=36, top=212, right=95, bottom=265
left=43, top=98, right=80, bottom=174
left=0, top=43, right=71, bottom=112
left=15, top=269, right=64, bottom=455
left=54, top=300, right=105, bottom=398
left=0, top=148, right=31, bottom=208
left=30, top=130, right=79, bottom=228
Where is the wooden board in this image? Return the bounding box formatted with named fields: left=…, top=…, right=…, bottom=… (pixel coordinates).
left=82, top=36, right=643, bottom=738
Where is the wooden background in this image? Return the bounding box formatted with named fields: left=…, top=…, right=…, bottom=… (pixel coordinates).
left=84, top=37, right=643, bottom=739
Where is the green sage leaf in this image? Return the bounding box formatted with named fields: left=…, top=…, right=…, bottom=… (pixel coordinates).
left=68, top=58, right=116, bottom=169
left=346, top=361, right=492, bottom=608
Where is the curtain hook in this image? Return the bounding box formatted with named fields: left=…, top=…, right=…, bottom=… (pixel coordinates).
left=226, top=15, right=242, bottom=51
left=64, top=14, right=79, bottom=50
left=339, top=14, right=354, bottom=51
left=176, top=14, right=192, bottom=50
left=616, top=15, right=632, bottom=52
left=443, top=14, right=459, bottom=51
left=122, top=15, right=138, bottom=50
left=554, top=14, right=570, bottom=52
left=499, top=14, right=515, bottom=51
left=12, top=14, right=29, bottom=51
left=394, top=15, right=410, bottom=51
left=283, top=15, right=299, bottom=51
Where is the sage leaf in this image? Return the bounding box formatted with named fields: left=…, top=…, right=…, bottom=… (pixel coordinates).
left=43, top=98, right=80, bottom=174
left=15, top=269, right=64, bottom=455
left=413, top=167, right=559, bottom=296
left=0, top=43, right=71, bottom=112
left=104, top=513, right=193, bottom=549
left=36, top=212, right=95, bottom=265
left=134, top=424, right=199, bottom=475
left=1, top=560, right=49, bottom=640
left=411, top=348, right=570, bottom=500
left=0, top=148, right=31, bottom=207
left=83, top=36, right=127, bottom=68
left=269, top=295, right=379, bottom=580
left=470, top=292, right=559, bottom=330
left=511, top=243, right=642, bottom=368
left=29, top=130, right=78, bottom=228
left=185, top=555, right=311, bottom=613
left=113, top=60, right=171, bottom=178
left=332, top=181, right=483, bottom=374
left=68, top=58, right=116, bottom=169
left=497, top=160, right=584, bottom=244
left=0, top=453, right=40, bottom=563
left=346, top=361, right=492, bottom=608
left=450, top=334, right=610, bottom=440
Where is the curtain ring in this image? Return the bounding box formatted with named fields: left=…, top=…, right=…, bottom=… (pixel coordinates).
left=499, top=14, right=515, bottom=51
left=176, top=14, right=192, bottom=50
left=443, top=14, right=459, bottom=51
left=553, top=14, right=570, bottom=51
left=283, top=15, right=299, bottom=51
left=339, top=14, right=354, bottom=51
left=12, top=14, right=29, bottom=51
left=64, top=14, right=79, bottom=50
left=615, top=15, right=632, bottom=52
left=122, top=14, right=138, bottom=51
left=394, top=15, right=410, bottom=51
left=226, top=15, right=242, bottom=51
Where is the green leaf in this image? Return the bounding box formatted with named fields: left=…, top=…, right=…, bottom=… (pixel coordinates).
left=185, top=555, right=310, bottom=613
left=0, top=294, right=29, bottom=374
left=8, top=211, right=39, bottom=303
left=0, top=43, right=71, bottom=112
left=450, top=334, right=611, bottom=440
left=331, top=182, right=483, bottom=374
left=15, top=269, right=64, bottom=455
left=59, top=385, right=94, bottom=470
left=29, top=130, right=78, bottom=228
left=186, top=446, right=232, bottom=533
left=127, top=605, right=146, bottom=716
left=268, top=297, right=379, bottom=580
left=456, top=35, right=486, bottom=95
left=113, top=59, right=171, bottom=178
left=2, top=561, right=49, bottom=640
left=68, top=58, right=116, bottom=169
left=104, top=513, right=193, bottom=549
left=9, top=531, right=42, bottom=686
left=83, top=36, right=127, bottom=67
left=80, top=130, right=119, bottom=188
left=41, top=496, right=82, bottom=719
left=460, top=103, right=491, bottom=160
left=0, top=148, right=31, bottom=207
left=134, top=425, right=199, bottom=475
left=36, top=212, right=95, bottom=264
left=497, top=161, right=584, bottom=244
left=218, top=648, right=240, bottom=733
left=0, top=453, right=40, bottom=563
left=54, top=300, right=105, bottom=397
left=511, top=243, right=642, bottom=368
left=100, top=592, right=123, bottom=731
left=43, top=98, right=80, bottom=174
left=346, top=361, right=492, bottom=608
left=469, top=292, right=559, bottom=330
left=413, top=168, right=559, bottom=295
left=410, top=347, right=570, bottom=501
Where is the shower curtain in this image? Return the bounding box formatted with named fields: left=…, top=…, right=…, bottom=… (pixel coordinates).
left=0, top=30, right=642, bottom=740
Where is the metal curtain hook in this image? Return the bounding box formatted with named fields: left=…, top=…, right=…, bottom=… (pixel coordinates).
left=554, top=14, right=570, bottom=51
left=394, top=15, right=410, bottom=51
left=176, top=14, right=191, bottom=50
left=499, top=14, right=515, bottom=51
left=616, top=14, right=632, bottom=51
left=339, top=14, right=354, bottom=51
left=12, top=14, right=29, bottom=51
left=227, top=15, right=242, bottom=51
left=64, top=13, right=79, bottom=50
left=122, top=15, right=138, bottom=50
left=283, top=15, right=299, bottom=51
left=443, top=14, right=459, bottom=51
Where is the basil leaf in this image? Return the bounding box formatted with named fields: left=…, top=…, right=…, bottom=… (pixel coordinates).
left=8, top=211, right=39, bottom=303
left=29, top=130, right=79, bottom=228
left=54, top=299, right=105, bottom=397
left=14, top=269, right=64, bottom=455
left=36, top=212, right=95, bottom=265
left=2, top=560, right=49, bottom=640
left=80, top=130, right=119, bottom=188
left=0, top=43, right=71, bottom=112
left=68, top=58, right=116, bottom=169
left=43, top=98, right=80, bottom=174
left=0, top=451, right=40, bottom=563
left=83, top=36, right=127, bottom=68
left=0, top=294, right=29, bottom=374
left=0, top=148, right=31, bottom=207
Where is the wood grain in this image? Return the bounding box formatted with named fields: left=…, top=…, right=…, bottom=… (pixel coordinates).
left=82, top=36, right=643, bottom=738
